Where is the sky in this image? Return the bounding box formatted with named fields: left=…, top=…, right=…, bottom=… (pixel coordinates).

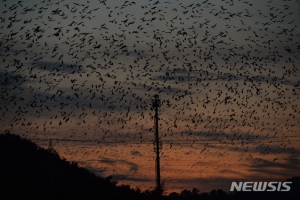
left=0, top=0, right=300, bottom=194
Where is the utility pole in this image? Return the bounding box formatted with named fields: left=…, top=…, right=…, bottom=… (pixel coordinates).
left=152, top=94, right=162, bottom=197
left=48, top=139, right=57, bottom=155
left=48, top=139, right=54, bottom=152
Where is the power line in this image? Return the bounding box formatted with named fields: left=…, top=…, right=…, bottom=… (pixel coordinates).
left=28, top=138, right=300, bottom=144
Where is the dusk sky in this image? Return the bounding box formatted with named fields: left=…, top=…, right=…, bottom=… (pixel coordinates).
left=1, top=0, right=300, bottom=194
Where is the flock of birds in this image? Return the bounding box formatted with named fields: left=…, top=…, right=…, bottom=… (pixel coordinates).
left=1, top=0, right=299, bottom=192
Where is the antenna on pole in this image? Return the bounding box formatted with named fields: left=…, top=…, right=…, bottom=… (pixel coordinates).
left=151, top=94, right=162, bottom=197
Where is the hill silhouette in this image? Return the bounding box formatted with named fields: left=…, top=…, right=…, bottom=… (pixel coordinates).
left=1, top=132, right=299, bottom=200
left=0, top=132, right=150, bottom=200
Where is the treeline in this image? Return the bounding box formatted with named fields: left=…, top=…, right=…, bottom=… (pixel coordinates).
left=164, top=184, right=300, bottom=200
left=0, top=132, right=299, bottom=200
left=0, top=133, right=152, bottom=200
